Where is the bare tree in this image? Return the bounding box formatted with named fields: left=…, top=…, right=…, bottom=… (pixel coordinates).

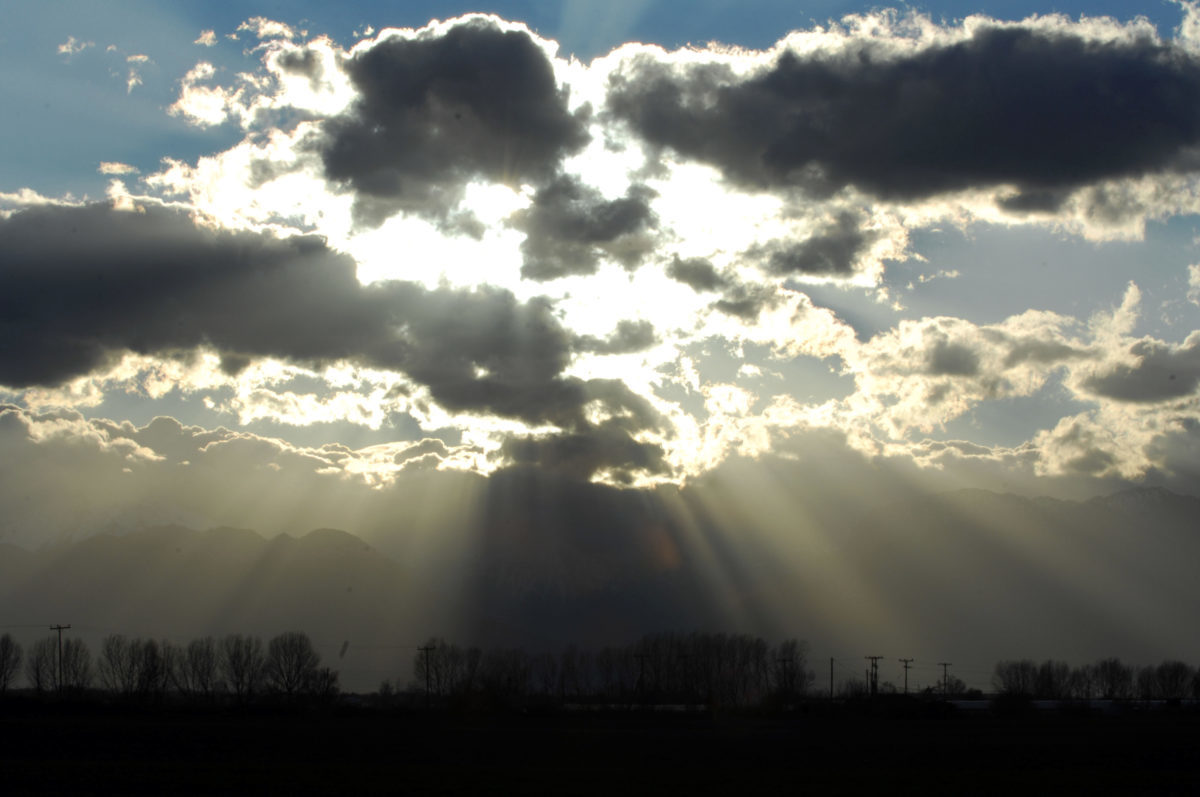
left=771, top=639, right=814, bottom=698
left=992, top=659, right=1038, bottom=696
left=478, top=649, right=531, bottom=704
left=221, top=634, right=265, bottom=704
left=60, top=638, right=92, bottom=693
left=941, top=675, right=966, bottom=698
left=1154, top=660, right=1195, bottom=700
left=98, top=634, right=138, bottom=695
left=264, top=631, right=320, bottom=697
left=1093, top=658, right=1134, bottom=699
left=838, top=677, right=869, bottom=698
left=1068, top=663, right=1097, bottom=699
left=173, top=637, right=221, bottom=700
left=1036, top=660, right=1072, bottom=699
left=0, top=633, right=22, bottom=693
left=25, top=637, right=56, bottom=693
left=1136, top=665, right=1158, bottom=700
left=98, top=636, right=168, bottom=700
left=413, top=637, right=453, bottom=698
left=310, top=666, right=340, bottom=702
left=132, top=639, right=169, bottom=700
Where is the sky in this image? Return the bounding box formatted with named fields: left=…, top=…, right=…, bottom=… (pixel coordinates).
left=3, top=1, right=1200, bottom=676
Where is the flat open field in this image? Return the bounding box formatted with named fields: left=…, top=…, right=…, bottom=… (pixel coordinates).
left=3, top=703, right=1200, bottom=795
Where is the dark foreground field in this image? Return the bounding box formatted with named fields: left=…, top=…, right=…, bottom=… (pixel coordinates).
left=3, top=702, right=1200, bottom=795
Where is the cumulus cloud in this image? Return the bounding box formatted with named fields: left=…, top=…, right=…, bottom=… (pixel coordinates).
left=712, top=283, right=781, bottom=321
left=511, top=176, right=658, bottom=279
left=605, top=20, right=1200, bottom=206
left=574, top=319, right=658, bottom=355
left=746, top=212, right=878, bottom=276
left=194, top=30, right=217, bottom=47
left=666, top=255, right=726, bottom=292
left=17, top=8, right=1200, bottom=494
left=0, top=202, right=671, bottom=477
left=317, top=17, right=590, bottom=227
left=1081, top=335, right=1200, bottom=403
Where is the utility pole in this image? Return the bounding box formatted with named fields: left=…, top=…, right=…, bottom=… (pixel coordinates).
left=49, top=624, right=70, bottom=694
left=938, top=662, right=953, bottom=698
left=418, top=645, right=434, bottom=709
left=865, top=656, right=883, bottom=696
left=898, top=658, right=913, bottom=695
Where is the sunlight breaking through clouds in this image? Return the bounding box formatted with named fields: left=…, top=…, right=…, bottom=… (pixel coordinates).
left=3, top=4, right=1200, bottom=497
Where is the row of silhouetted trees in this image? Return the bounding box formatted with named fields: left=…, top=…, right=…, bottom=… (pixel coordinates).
left=992, top=658, right=1200, bottom=701
left=0, top=631, right=337, bottom=703
left=396, top=632, right=816, bottom=708
left=6, top=630, right=1200, bottom=707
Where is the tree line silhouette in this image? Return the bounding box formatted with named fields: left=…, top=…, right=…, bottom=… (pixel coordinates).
left=991, top=658, right=1200, bottom=701
left=393, top=633, right=815, bottom=709
left=0, top=631, right=338, bottom=704
left=3, top=629, right=1200, bottom=708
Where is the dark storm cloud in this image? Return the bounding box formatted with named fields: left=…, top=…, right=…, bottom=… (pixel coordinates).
left=606, top=26, right=1200, bottom=202
left=511, top=176, right=658, bottom=280
left=1082, top=337, right=1200, bottom=403
left=995, top=188, right=1073, bottom=215
left=0, top=202, right=658, bottom=442
left=319, top=18, right=590, bottom=226
left=666, top=255, right=726, bottom=292
left=574, top=319, right=658, bottom=355
left=746, top=212, right=875, bottom=276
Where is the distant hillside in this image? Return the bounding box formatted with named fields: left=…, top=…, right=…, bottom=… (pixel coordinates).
left=0, top=525, right=425, bottom=692
left=2, top=486, right=1198, bottom=693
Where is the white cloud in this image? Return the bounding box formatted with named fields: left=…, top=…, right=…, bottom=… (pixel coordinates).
left=125, top=53, right=151, bottom=93
left=57, top=36, right=92, bottom=56
left=237, top=17, right=297, bottom=41
left=98, top=162, right=139, bottom=176
left=194, top=30, right=217, bottom=47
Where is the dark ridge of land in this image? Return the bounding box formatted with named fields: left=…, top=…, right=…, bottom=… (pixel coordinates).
left=3, top=703, right=1200, bottom=795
